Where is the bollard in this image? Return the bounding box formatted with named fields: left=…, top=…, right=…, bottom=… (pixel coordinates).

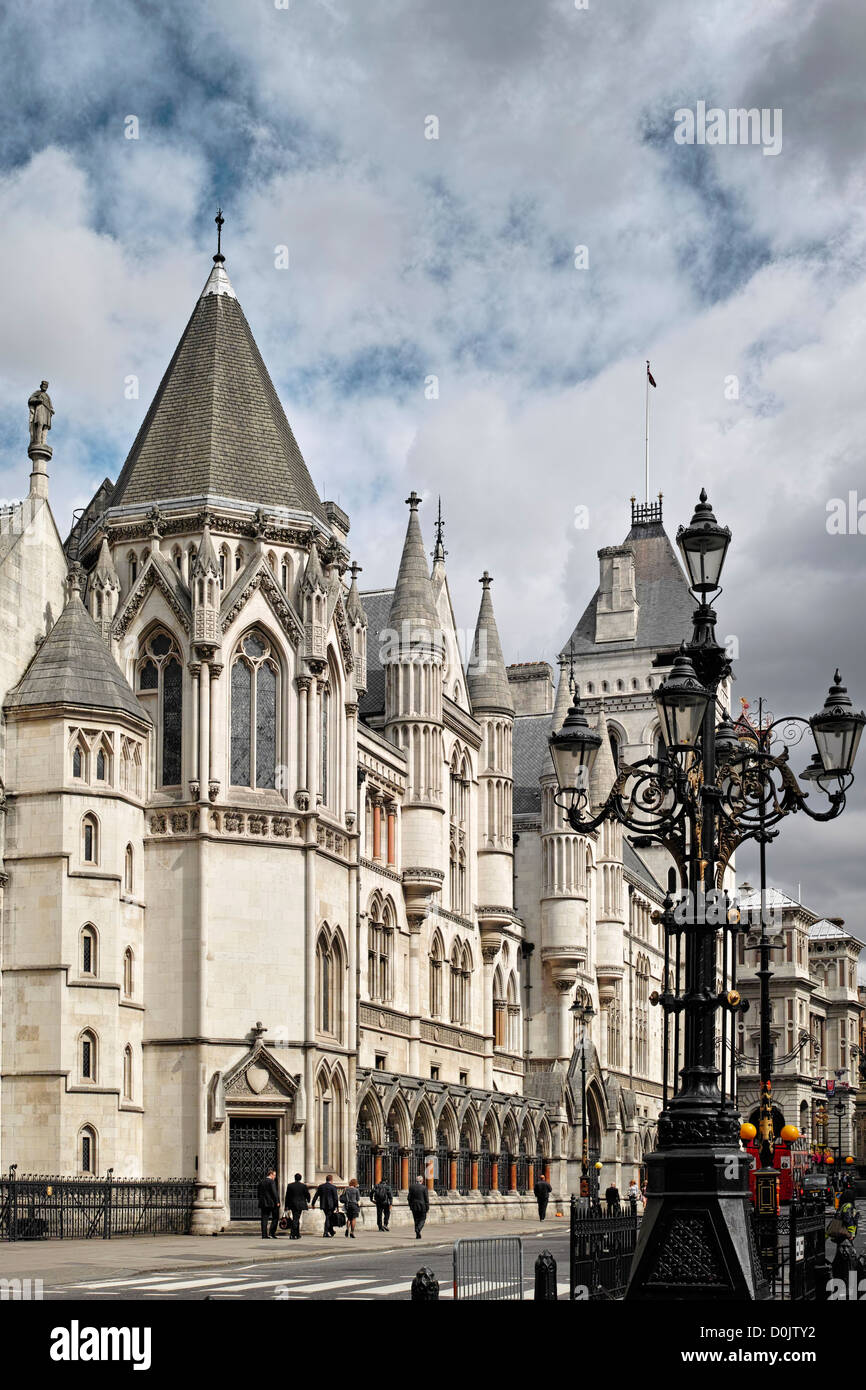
left=534, top=1249, right=558, bottom=1300
left=411, top=1266, right=439, bottom=1300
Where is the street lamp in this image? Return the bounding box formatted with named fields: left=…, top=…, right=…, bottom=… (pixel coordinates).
left=570, top=990, right=597, bottom=1211
left=548, top=489, right=863, bottom=1301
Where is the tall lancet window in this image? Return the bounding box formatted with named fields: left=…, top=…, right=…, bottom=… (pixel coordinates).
left=230, top=629, right=279, bottom=789
left=320, top=684, right=330, bottom=805
left=137, top=628, right=183, bottom=787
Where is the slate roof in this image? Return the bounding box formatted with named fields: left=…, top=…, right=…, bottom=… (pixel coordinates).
left=560, top=520, right=694, bottom=659
left=358, top=589, right=394, bottom=718
left=5, top=590, right=150, bottom=724
left=387, top=500, right=438, bottom=631
left=109, top=263, right=327, bottom=520
left=513, top=711, right=555, bottom=815
left=622, top=839, right=664, bottom=898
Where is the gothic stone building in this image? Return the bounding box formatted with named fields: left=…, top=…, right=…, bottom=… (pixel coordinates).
left=0, top=248, right=752, bottom=1226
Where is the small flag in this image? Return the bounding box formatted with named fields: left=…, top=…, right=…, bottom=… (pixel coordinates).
left=646, top=361, right=657, bottom=388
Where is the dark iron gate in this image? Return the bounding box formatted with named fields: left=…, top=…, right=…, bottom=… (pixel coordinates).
left=570, top=1197, right=639, bottom=1299
left=229, top=1118, right=278, bottom=1219
left=457, top=1137, right=472, bottom=1196
left=479, top=1143, right=493, bottom=1196
left=0, top=1176, right=195, bottom=1240
left=752, top=1195, right=829, bottom=1300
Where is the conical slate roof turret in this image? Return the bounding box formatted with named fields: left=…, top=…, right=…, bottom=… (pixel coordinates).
left=345, top=562, right=366, bottom=626
left=467, top=573, right=514, bottom=716
left=387, top=492, right=438, bottom=632
left=5, top=570, right=150, bottom=724
left=109, top=250, right=327, bottom=521
left=302, top=537, right=326, bottom=592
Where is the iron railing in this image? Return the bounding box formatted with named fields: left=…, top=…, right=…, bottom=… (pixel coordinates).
left=570, top=1198, right=639, bottom=1300
left=752, top=1195, right=829, bottom=1300
left=454, top=1235, right=523, bottom=1300
left=0, top=1174, right=196, bottom=1241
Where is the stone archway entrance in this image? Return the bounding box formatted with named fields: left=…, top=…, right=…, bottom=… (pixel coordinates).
left=228, top=1117, right=279, bottom=1219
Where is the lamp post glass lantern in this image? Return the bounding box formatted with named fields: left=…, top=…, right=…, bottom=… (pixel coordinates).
left=547, top=488, right=862, bottom=1300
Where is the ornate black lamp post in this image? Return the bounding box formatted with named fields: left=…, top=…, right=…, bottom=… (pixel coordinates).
left=548, top=489, right=864, bottom=1300
left=570, top=990, right=597, bottom=1210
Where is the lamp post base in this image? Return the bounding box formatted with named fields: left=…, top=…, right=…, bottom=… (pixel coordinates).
left=624, top=1148, right=769, bottom=1300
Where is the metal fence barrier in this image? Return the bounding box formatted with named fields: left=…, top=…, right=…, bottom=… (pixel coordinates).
left=570, top=1198, right=639, bottom=1300
left=752, top=1195, right=829, bottom=1300
left=0, top=1175, right=197, bottom=1241
left=453, top=1235, right=524, bottom=1300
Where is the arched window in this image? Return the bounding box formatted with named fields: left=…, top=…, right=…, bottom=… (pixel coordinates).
left=230, top=629, right=279, bottom=789
left=320, top=683, right=331, bottom=806
left=316, top=1067, right=345, bottom=1175
left=123, top=1045, right=134, bottom=1101
left=506, top=971, right=520, bottom=1051
left=367, top=900, right=393, bottom=1004
left=80, top=925, right=97, bottom=976
left=123, top=947, right=134, bottom=998
left=124, top=844, right=134, bottom=894
left=137, top=629, right=183, bottom=787
left=80, top=1029, right=97, bottom=1082
left=317, top=928, right=344, bottom=1041
left=281, top=558, right=290, bottom=593
left=429, top=934, right=444, bottom=1017
left=96, top=748, right=106, bottom=781
left=79, top=1125, right=97, bottom=1175
left=72, top=738, right=87, bottom=780
left=235, top=547, right=245, bottom=573
left=219, top=547, right=229, bottom=589
left=493, top=968, right=506, bottom=1048
left=127, top=552, right=138, bottom=588
left=82, top=814, right=99, bottom=865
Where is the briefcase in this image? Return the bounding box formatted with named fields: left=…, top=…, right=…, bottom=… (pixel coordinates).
left=333, top=1211, right=347, bottom=1227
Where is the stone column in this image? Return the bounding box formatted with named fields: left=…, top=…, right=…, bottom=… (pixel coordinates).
left=490, top=1158, right=499, bottom=1192
left=307, top=677, right=319, bottom=805
left=481, top=943, right=499, bottom=1090
left=189, top=662, right=201, bottom=794
left=509, top=1159, right=517, bottom=1193
left=374, top=1149, right=383, bottom=1184
left=407, top=915, right=422, bottom=1076
left=470, top=1153, right=479, bottom=1192
left=386, top=805, right=396, bottom=865
left=208, top=662, right=222, bottom=800
left=555, top=977, right=575, bottom=1063
left=449, top=1152, right=458, bottom=1193
left=425, top=1151, right=435, bottom=1192
left=198, top=660, right=211, bottom=792
left=527, top=1159, right=535, bottom=1190
left=372, top=797, right=382, bottom=860
left=297, top=677, right=310, bottom=800
left=400, top=1150, right=410, bottom=1192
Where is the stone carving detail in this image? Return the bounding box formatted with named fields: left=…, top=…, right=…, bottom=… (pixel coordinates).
left=28, top=381, right=54, bottom=452
left=221, top=564, right=304, bottom=647
left=113, top=561, right=191, bottom=638
left=656, top=1112, right=741, bottom=1148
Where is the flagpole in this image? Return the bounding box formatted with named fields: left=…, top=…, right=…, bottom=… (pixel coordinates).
left=645, top=360, right=650, bottom=503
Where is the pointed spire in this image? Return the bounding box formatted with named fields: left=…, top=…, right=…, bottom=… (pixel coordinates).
left=345, top=560, right=366, bottom=625
left=432, top=496, right=447, bottom=565
left=192, top=523, right=220, bottom=578
left=466, top=572, right=514, bottom=716
left=388, top=492, right=438, bottom=632
left=92, top=537, right=120, bottom=590
left=302, top=537, right=326, bottom=592
left=552, top=659, right=573, bottom=729
left=590, top=703, right=617, bottom=808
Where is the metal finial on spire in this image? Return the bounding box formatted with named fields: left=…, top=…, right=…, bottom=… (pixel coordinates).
left=405, top=490, right=421, bottom=511
left=479, top=571, right=492, bottom=590
left=349, top=560, right=362, bottom=582
left=567, top=639, right=576, bottom=695
left=214, top=207, right=225, bottom=265
left=432, top=495, right=447, bottom=562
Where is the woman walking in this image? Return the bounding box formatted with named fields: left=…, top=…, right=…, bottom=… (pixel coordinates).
left=341, top=1177, right=361, bottom=1238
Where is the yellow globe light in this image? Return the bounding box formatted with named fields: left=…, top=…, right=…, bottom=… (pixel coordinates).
left=740, top=1123, right=757, bottom=1141
left=780, top=1125, right=800, bottom=1143
left=594, top=1161, right=603, bottom=1171
left=845, top=1156, right=855, bottom=1165
left=825, top=1154, right=835, bottom=1165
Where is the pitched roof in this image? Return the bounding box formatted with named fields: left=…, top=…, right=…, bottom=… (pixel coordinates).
left=622, top=839, right=664, bottom=897
left=358, top=588, right=393, bottom=718
left=561, top=519, right=694, bottom=658
left=466, top=576, right=514, bottom=716
left=109, top=262, right=327, bottom=521
left=5, top=588, right=150, bottom=724
left=513, top=711, right=554, bottom=815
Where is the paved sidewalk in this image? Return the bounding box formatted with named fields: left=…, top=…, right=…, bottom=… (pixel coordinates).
left=0, top=1213, right=568, bottom=1285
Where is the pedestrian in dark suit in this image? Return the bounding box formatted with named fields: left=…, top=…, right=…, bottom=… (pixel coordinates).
left=605, top=1183, right=621, bottom=1216
left=311, top=1174, right=339, bottom=1237
left=407, top=1174, right=429, bottom=1238
left=284, top=1173, right=310, bottom=1240
left=257, top=1168, right=280, bottom=1240
left=371, top=1179, right=393, bottom=1231
left=533, top=1176, right=552, bottom=1220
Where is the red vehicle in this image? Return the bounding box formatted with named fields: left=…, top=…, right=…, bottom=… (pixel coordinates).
left=746, top=1136, right=811, bottom=1204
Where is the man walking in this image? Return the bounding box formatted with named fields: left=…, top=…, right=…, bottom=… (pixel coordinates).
left=407, top=1173, right=429, bottom=1239
left=605, top=1182, right=621, bottom=1216
left=533, top=1173, right=552, bottom=1221
left=284, top=1172, right=310, bottom=1240
left=371, top=1177, right=393, bottom=1231
left=312, top=1173, right=339, bottom=1237
left=257, top=1167, right=280, bottom=1241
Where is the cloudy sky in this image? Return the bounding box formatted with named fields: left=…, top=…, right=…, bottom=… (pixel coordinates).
left=1, top=0, right=864, bottom=923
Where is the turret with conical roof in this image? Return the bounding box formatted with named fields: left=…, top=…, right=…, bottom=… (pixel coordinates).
left=470, top=573, right=515, bottom=912
left=383, top=492, right=444, bottom=865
